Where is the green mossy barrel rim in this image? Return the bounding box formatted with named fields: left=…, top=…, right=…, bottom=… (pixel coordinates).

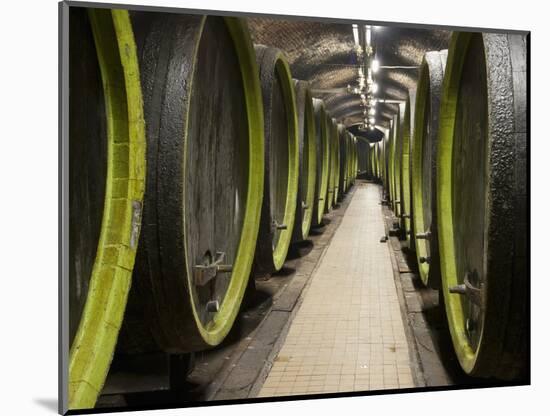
left=69, top=9, right=146, bottom=410
left=254, top=45, right=299, bottom=272
left=312, top=98, right=329, bottom=225
left=411, top=50, right=447, bottom=288
left=292, top=80, right=317, bottom=241
left=437, top=32, right=527, bottom=379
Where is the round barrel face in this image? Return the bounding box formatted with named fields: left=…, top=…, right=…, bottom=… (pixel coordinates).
left=129, top=15, right=263, bottom=353
left=401, top=101, right=413, bottom=246
left=184, top=17, right=250, bottom=328
left=393, top=108, right=404, bottom=218
left=253, top=46, right=298, bottom=273
left=337, top=126, right=348, bottom=199
left=438, top=33, right=527, bottom=379
left=312, top=100, right=329, bottom=225
left=296, top=86, right=316, bottom=239
left=68, top=9, right=146, bottom=410
left=269, top=67, right=291, bottom=250
left=450, top=34, right=488, bottom=350
left=325, top=117, right=336, bottom=211
left=332, top=122, right=341, bottom=205
left=68, top=7, right=107, bottom=348
left=420, top=86, right=433, bottom=252
left=411, top=50, right=446, bottom=288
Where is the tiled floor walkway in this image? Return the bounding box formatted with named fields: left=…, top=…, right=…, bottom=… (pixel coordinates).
left=257, top=183, right=415, bottom=397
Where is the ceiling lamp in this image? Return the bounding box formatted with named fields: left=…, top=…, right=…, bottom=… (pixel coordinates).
left=371, top=59, right=380, bottom=73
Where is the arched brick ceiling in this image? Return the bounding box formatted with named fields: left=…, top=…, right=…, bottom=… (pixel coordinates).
left=248, top=18, right=451, bottom=128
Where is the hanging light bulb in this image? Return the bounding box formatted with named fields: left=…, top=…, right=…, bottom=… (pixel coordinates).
left=369, top=117, right=375, bottom=124
left=365, top=25, right=372, bottom=47
left=352, top=24, right=360, bottom=47
left=371, top=83, right=379, bottom=94
left=369, top=108, right=376, bottom=116
left=371, top=59, right=380, bottom=73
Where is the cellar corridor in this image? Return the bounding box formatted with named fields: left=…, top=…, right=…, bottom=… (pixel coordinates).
left=64, top=7, right=527, bottom=412
left=257, top=182, right=415, bottom=396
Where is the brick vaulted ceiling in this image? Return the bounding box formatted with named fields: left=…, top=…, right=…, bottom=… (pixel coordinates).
left=248, top=17, right=451, bottom=129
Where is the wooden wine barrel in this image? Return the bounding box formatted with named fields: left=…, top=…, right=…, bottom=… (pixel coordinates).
left=254, top=45, right=299, bottom=273
left=346, top=133, right=354, bottom=189
left=400, top=90, right=417, bottom=250
left=391, top=104, right=406, bottom=219
left=337, top=124, right=349, bottom=200
left=325, top=117, right=338, bottom=211
left=332, top=120, right=341, bottom=205
left=126, top=14, right=264, bottom=356
left=374, top=142, right=378, bottom=178
left=68, top=8, right=146, bottom=409
left=437, top=32, right=526, bottom=380
left=385, top=118, right=395, bottom=203
left=312, top=99, right=330, bottom=226
left=373, top=142, right=380, bottom=179
left=291, top=80, right=317, bottom=242
left=411, top=50, right=448, bottom=288
left=357, top=139, right=370, bottom=179
left=352, top=136, right=358, bottom=183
